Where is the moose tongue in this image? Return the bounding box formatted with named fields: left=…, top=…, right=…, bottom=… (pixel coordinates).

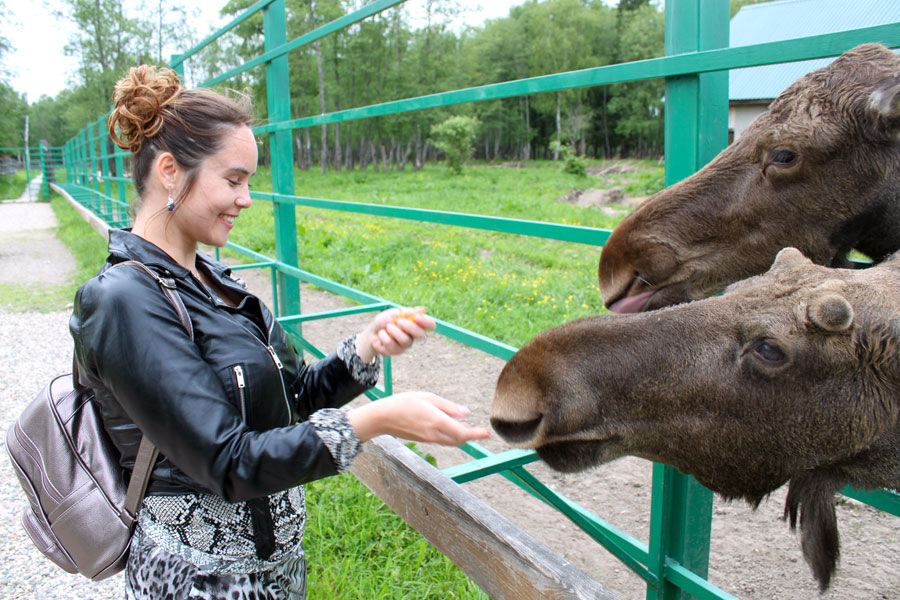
left=608, top=289, right=655, bottom=314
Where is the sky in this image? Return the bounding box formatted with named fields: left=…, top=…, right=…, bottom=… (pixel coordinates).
left=5, top=0, right=525, bottom=103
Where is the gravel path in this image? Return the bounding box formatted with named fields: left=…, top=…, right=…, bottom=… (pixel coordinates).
left=0, top=198, right=123, bottom=598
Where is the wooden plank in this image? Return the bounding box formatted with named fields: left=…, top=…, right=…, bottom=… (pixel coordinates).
left=50, top=183, right=110, bottom=241
left=350, top=435, right=621, bottom=600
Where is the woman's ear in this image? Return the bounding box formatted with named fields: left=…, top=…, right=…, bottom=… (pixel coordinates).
left=153, top=151, right=178, bottom=190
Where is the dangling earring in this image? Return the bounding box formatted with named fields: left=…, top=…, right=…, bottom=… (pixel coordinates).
left=166, top=183, right=176, bottom=212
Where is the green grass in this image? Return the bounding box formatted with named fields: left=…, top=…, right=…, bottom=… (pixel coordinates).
left=305, top=446, right=489, bottom=599
left=0, top=193, right=108, bottom=311
left=235, top=159, right=655, bottom=348
left=0, top=170, right=28, bottom=200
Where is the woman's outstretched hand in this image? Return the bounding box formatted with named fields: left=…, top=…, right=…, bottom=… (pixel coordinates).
left=347, top=392, right=491, bottom=445
left=355, top=306, right=436, bottom=362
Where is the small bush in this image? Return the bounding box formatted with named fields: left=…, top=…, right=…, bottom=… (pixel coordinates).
left=549, top=141, right=587, bottom=178
left=430, top=116, right=481, bottom=175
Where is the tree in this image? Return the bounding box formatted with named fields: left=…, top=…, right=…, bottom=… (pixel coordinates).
left=429, top=115, right=480, bottom=174
left=607, top=2, right=665, bottom=157
left=0, top=84, right=27, bottom=149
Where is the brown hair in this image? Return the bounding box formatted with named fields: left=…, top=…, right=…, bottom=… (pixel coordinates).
left=107, top=65, right=254, bottom=210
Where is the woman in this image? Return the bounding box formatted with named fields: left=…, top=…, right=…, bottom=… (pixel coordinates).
left=70, top=65, right=489, bottom=599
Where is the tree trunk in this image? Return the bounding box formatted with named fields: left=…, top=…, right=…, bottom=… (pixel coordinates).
left=414, top=126, right=423, bottom=170
left=309, top=1, right=327, bottom=173
left=400, top=136, right=413, bottom=170
left=334, top=123, right=342, bottom=172
left=332, top=33, right=342, bottom=172
left=360, top=138, right=369, bottom=170
left=304, top=128, right=312, bottom=170
left=554, top=92, right=562, bottom=160
left=295, top=134, right=304, bottom=168
left=602, top=87, right=611, bottom=159
left=524, top=96, right=532, bottom=161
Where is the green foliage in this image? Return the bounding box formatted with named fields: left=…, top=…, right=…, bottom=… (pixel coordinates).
left=429, top=116, right=481, bottom=175
left=607, top=4, right=665, bottom=157
left=305, top=472, right=487, bottom=599
left=45, top=0, right=671, bottom=164
left=622, top=169, right=664, bottom=197
left=0, top=82, right=27, bottom=148
left=0, top=170, right=26, bottom=200
left=549, top=141, right=587, bottom=177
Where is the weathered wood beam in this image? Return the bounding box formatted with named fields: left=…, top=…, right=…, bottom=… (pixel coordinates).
left=350, top=435, right=620, bottom=600
left=50, top=183, right=110, bottom=241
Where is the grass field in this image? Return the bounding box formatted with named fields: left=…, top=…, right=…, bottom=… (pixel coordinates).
left=232, top=159, right=657, bottom=348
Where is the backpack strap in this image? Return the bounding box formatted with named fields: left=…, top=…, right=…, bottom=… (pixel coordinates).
left=116, top=260, right=194, bottom=341
left=89, top=259, right=195, bottom=525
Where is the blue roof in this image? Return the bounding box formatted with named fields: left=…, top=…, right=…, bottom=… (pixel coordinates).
left=729, top=0, right=900, bottom=101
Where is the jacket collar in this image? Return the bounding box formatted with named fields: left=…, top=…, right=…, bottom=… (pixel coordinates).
left=107, top=228, right=232, bottom=281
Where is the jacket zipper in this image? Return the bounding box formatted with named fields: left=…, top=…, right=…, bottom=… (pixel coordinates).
left=198, top=271, right=292, bottom=425
left=233, top=365, right=247, bottom=422
left=232, top=320, right=291, bottom=425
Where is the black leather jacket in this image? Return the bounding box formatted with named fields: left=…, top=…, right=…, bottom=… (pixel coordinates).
left=71, top=229, right=369, bottom=501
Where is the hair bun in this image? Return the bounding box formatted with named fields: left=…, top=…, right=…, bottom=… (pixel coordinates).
left=108, top=65, right=182, bottom=154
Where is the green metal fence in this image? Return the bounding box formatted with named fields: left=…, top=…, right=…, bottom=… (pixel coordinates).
left=0, top=145, right=65, bottom=201
left=56, top=1, right=900, bottom=598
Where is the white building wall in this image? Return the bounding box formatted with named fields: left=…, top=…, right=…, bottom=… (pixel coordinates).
left=729, top=104, right=770, bottom=140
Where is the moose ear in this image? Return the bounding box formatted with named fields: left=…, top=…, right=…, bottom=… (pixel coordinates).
left=869, top=76, right=900, bottom=119
left=770, top=247, right=813, bottom=273
left=807, top=292, right=854, bottom=332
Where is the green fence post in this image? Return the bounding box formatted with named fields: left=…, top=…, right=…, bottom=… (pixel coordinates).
left=646, top=1, right=728, bottom=599
left=63, top=141, right=70, bottom=183
left=170, top=53, right=185, bottom=82
left=86, top=122, right=100, bottom=217
left=114, top=142, right=128, bottom=227
left=73, top=133, right=80, bottom=185
left=263, top=0, right=301, bottom=319
left=97, top=115, right=112, bottom=214
left=39, top=144, right=48, bottom=200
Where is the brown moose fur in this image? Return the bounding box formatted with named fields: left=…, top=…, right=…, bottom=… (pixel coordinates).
left=599, top=43, right=900, bottom=313
left=492, top=248, right=900, bottom=591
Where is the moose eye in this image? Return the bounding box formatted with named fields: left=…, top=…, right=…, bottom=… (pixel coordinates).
left=768, top=148, right=797, bottom=166
left=751, top=340, right=787, bottom=364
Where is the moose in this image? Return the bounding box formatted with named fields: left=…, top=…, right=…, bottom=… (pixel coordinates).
left=599, top=43, right=900, bottom=313
left=492, top=248, right=900, bottom=590
left=492, top=43, right=900, bottom=591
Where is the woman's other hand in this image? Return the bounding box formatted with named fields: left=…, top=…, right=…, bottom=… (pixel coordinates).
left=347, top=392, right=490, bottom=446
left=355, top=306, right=436, bottom=362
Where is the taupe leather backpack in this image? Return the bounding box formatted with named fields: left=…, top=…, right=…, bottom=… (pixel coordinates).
left=5, top=260, right=192, bottom=580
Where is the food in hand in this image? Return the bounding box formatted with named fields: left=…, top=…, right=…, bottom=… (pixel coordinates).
left=392, top=307, right=425, bottom=325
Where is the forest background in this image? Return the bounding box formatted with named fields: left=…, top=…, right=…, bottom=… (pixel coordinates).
left=0, top=0, right=768, bottom=167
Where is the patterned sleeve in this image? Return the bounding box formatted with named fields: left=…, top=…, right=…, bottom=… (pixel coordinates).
left=309, top=408, right=361, bottom=472
left=336, top=334, right=381, bottom=388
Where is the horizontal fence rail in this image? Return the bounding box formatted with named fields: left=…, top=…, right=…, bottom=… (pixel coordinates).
left=56, top=1, right=900, bottom=598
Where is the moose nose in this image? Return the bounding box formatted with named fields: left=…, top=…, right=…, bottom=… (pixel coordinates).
left=490, top=413, right=543, bottom=445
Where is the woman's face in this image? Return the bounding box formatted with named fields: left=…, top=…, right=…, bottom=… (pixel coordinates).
left=175, top=125, right=258, bottom=248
